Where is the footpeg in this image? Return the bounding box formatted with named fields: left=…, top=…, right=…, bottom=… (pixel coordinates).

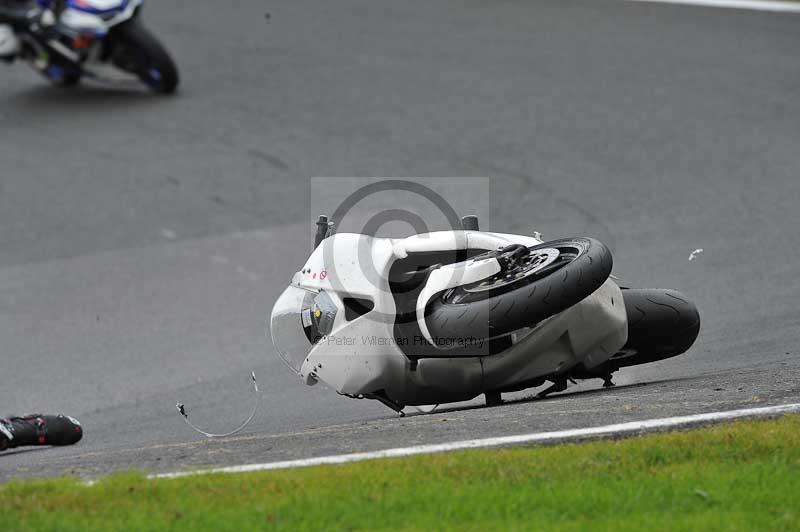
left=537, top=378, right=568, bottom=398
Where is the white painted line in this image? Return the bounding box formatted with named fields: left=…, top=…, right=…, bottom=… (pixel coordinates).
left=630, top=0, right=800, bottom=12
left=153, top=402, right=800, bottom=481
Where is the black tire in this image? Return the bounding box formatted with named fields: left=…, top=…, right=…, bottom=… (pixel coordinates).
left=51, top=69, right=81, bottom=87
left=615, top=288, right=700, bottom=367
left=38, top=60, right=81, bottom=87
left=426, top=237, right=613, bottom=341
left=110, top=20, right=179, bottom=94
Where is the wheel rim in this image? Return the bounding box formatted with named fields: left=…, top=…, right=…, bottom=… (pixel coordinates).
left=463, top=248, right=560, bottom=294
left=443, top=242, right=584, bottom=304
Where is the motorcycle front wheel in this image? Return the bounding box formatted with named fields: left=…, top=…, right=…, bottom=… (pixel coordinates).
left=425, top=237, right=613, bottom=341
left=109, top=20, right=178, bottom=94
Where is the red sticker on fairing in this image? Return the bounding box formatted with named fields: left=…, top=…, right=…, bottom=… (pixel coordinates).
left=320, top=270, right=327, bottom=280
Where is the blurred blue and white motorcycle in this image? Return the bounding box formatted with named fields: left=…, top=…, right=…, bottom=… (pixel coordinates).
left=0, top=0, right=178, bottom=93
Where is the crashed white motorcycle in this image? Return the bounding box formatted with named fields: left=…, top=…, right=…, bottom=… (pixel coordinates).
left=271, top=215, right=700, bottom=414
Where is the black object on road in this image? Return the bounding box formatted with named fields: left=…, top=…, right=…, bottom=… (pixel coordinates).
left=0, top=414, right=83, bottom=451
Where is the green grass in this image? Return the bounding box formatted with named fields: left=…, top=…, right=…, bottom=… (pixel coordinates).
left=3, top=416, right=800, bottom=531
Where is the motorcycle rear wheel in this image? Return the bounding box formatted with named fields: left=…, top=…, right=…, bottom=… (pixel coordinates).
left=613, top=288, right=701, bottom=367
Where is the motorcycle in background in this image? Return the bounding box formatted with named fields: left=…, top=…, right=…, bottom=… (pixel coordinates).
left=0, top=0, right=178, bottom=93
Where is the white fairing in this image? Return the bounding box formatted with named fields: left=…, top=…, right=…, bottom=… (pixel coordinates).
left=59, top=0, right=142, bottom=34
left=277, top=233, right=402, bottom=393
left=80, top=0, right=130, bottom=9
left=481, top=279, right=626, bottom=392
left=59, top=9, right=108, bottom=34
left=0, top=24, right=20, bottom=57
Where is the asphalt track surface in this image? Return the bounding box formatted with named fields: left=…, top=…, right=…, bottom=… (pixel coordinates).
left=1, top=0, right=798, bottom=480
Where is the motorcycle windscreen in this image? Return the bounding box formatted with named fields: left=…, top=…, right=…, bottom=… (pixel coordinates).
left=270, top=286, right=337, bottom=373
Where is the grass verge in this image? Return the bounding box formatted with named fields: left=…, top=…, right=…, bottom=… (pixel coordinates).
left=2, top=415, right=800, bottom=531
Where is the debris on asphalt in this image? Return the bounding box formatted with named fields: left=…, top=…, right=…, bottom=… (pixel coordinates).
left=688, top=248, right=704, bottom=261
left=177, top=371, right=261, bottom=438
